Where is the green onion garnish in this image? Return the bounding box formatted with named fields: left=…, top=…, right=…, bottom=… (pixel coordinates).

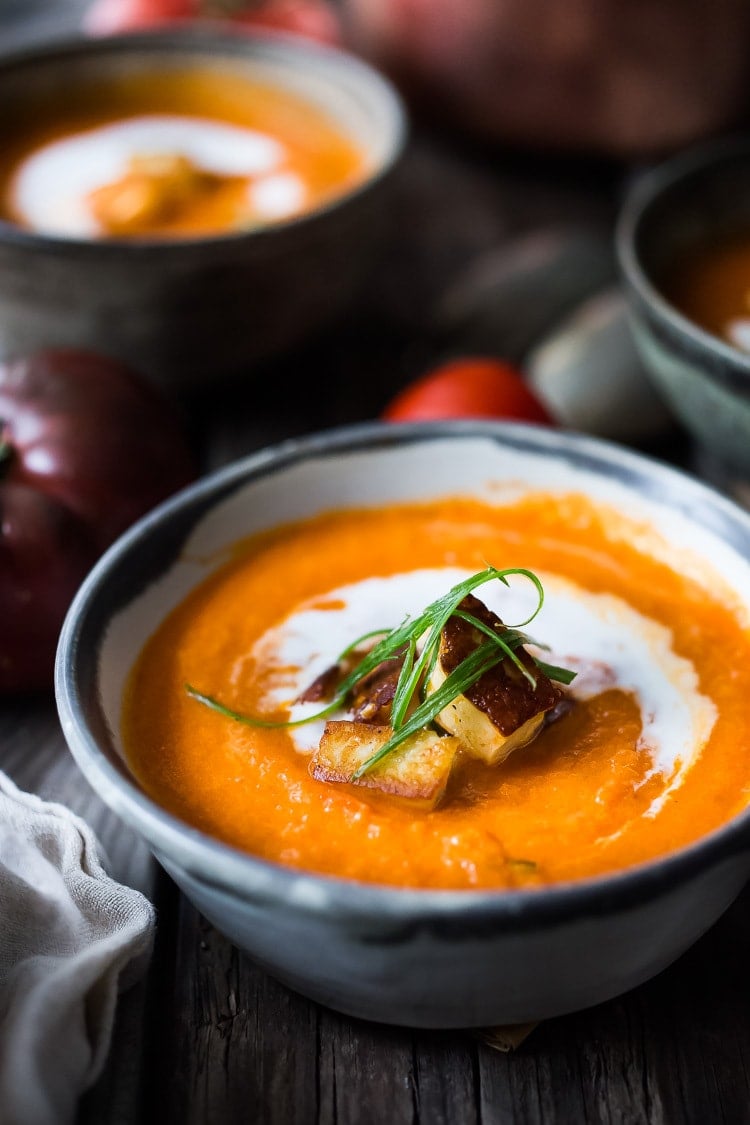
left=186, top=565, right=576, bottom=775
left=185, top=685, right=341, bottom=729
left=352, top=639, right=507, bottom=778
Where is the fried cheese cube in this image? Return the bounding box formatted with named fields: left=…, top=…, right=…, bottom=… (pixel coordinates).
left=88, top=153, right=218, bottom=236
left=311, top=721, right=460, bottom=811
left=350, top=654, right=407, bottom=724
left=427, top=594, right=561, bottom=767
left=298, top=653, right=405, bottom=725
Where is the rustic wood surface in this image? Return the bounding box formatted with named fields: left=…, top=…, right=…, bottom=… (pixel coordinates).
left=2, top=5, right=750, bottom=1124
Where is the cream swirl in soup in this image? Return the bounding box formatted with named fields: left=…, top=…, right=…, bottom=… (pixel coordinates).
left=0, top=67, right=367, bottom=240
left=11, top=115, right=305, bottom=237
left=255, top=568, right=717, bottom=821
left=122, top=496, right=750, bottom=890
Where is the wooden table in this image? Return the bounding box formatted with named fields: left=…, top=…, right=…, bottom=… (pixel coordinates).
left=3, top=7, right=750, bottom=1123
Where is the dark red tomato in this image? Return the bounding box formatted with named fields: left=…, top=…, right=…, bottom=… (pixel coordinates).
left=0, top=350, right=194, bottom=551
left=0, top=349, right=194, bottom=692
left=84, top=0, right=341, bottom=43
left=382, top=358, right=555, bottom=424
left=0, top=484, right=96, bottom=692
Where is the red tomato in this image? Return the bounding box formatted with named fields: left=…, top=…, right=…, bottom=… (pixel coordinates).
left=84, top=0, right=341, bottom=43
left=84, top=0, right=190, bottom=33
left=382, top=358, right=555, bottom=424
left=0, top=349, right=194, bottom=692
left=227, top=0, right=340, bottom=40
left=0, top=349, right=195, bottom=552
left=0, top=484, right=95, bottom=692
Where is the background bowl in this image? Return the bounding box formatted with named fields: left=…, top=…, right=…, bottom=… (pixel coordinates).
left=617, top=139, right=750, bottom=477
left=0, top=30, right=405, bottom=388
left=56, top=422, right=750, bottom=1028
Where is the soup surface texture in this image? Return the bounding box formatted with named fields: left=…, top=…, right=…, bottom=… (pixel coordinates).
left=0, top=67, right=367, bottom=239
left=123, top=495, right=750, bottom=890
left=664, top=234, right=750, bottom=353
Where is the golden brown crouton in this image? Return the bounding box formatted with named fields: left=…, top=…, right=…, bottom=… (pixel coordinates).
left=297, top=662, right=345, bottom=704
left=87, top=153, right=221, bottom=236
left=311, top=721, right=460, bottom=811
left=428, top=594, right=561, bottom=766
left=350, top=655, right=406, bottom=724
left=299, top=650, right=407, bottom=724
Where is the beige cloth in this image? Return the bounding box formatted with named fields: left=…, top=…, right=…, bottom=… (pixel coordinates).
left=0, top=771, right=155, bottom=1125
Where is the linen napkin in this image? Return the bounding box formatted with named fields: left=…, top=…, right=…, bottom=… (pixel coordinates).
left=0, top=771, right=155, bottom=1125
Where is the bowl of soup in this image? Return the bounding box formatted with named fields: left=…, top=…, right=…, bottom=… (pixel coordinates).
left=617, top=139, right=750, bottom=477
left=56, top=422, right=750, bottom=1027
left=0, top=31, right=405, bottom=386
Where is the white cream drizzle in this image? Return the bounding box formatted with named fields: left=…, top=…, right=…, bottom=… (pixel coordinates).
left=10, top=114, right=307, bottom=236
left=726, top=317, right=750, bottom=354
left=248, top=172, right=306, bottom=220
left=254, top=568, right=717, bottom=818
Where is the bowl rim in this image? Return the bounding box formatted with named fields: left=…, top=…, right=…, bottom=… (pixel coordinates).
left=56, top=420, right=750, bottom=927
left=616, top=134, right=750, bottom=382
left=0, top=26, right=407, bottom=256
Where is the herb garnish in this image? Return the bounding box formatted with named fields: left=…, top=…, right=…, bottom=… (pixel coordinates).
left=507, top=858, right=539, bottom=874
left=186, top=566, right=576, bottom=777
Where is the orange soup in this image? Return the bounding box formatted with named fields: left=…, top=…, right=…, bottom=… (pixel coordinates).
left=123, top=495, right=750, bottom=890
left=664, top=234, right=750, bottom=353
left=0, top=67, right=367, bottom=240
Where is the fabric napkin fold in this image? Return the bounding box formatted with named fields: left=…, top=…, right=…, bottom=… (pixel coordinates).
left=0, top=771, right=155, bottom=1125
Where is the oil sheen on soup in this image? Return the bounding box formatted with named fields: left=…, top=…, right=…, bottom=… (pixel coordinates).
left=123, top=495, right=750, bottom=891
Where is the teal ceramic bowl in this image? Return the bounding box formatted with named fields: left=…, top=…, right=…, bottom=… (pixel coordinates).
left=617, top=139, right=750, bottom=476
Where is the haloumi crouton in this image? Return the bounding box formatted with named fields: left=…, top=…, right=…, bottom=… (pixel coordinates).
left=351, top=655, right=406, bottom=724
left=311, top=721, right=460, bottom=811
left=297, top=661, right=345, bottom=703
left=428, top=594, right=561, bottom=766
left=297, top=649, right=407, bottom=722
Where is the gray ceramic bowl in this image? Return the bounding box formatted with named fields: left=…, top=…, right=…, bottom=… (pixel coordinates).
left=56, top=422, right=750, bottom=1028
left=0, top=31, right=405, bottom=388
left=617, top=139, right=750, bottom=476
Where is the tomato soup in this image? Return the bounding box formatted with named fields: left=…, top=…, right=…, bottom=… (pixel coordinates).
left=0, top=67, right=367, bottom=240
left=663, top=234, right=750, bottom=353
left=123, top=495, right=750, bottom=890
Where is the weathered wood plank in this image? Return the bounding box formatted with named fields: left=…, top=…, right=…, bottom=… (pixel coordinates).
left=410, top=1033, right=481, bottom=1125
left=143, top=893, right=321, bottom=1125
left=145, top=893, right=486, bottom=1125
left=134, top=886, right=750, bottom=1125
left=473, top=891, right=750, bottom=1125
left=315, top=1011, right=417, bottom=1125
left=77, top=976, right=154, bottom=1125
left=642, top=890, right=750, bottom=1125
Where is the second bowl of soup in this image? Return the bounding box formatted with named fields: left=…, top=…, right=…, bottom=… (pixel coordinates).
left=0, top=31, right=405, bottom=386
left=617, top=139, right=750, bottom=478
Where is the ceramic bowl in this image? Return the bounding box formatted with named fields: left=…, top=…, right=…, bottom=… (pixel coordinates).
left=617, top=139, right=750, bottom=476
left=56, top=422, right=750, bottom=1028
left=0, top=31, right=405, bottom=388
